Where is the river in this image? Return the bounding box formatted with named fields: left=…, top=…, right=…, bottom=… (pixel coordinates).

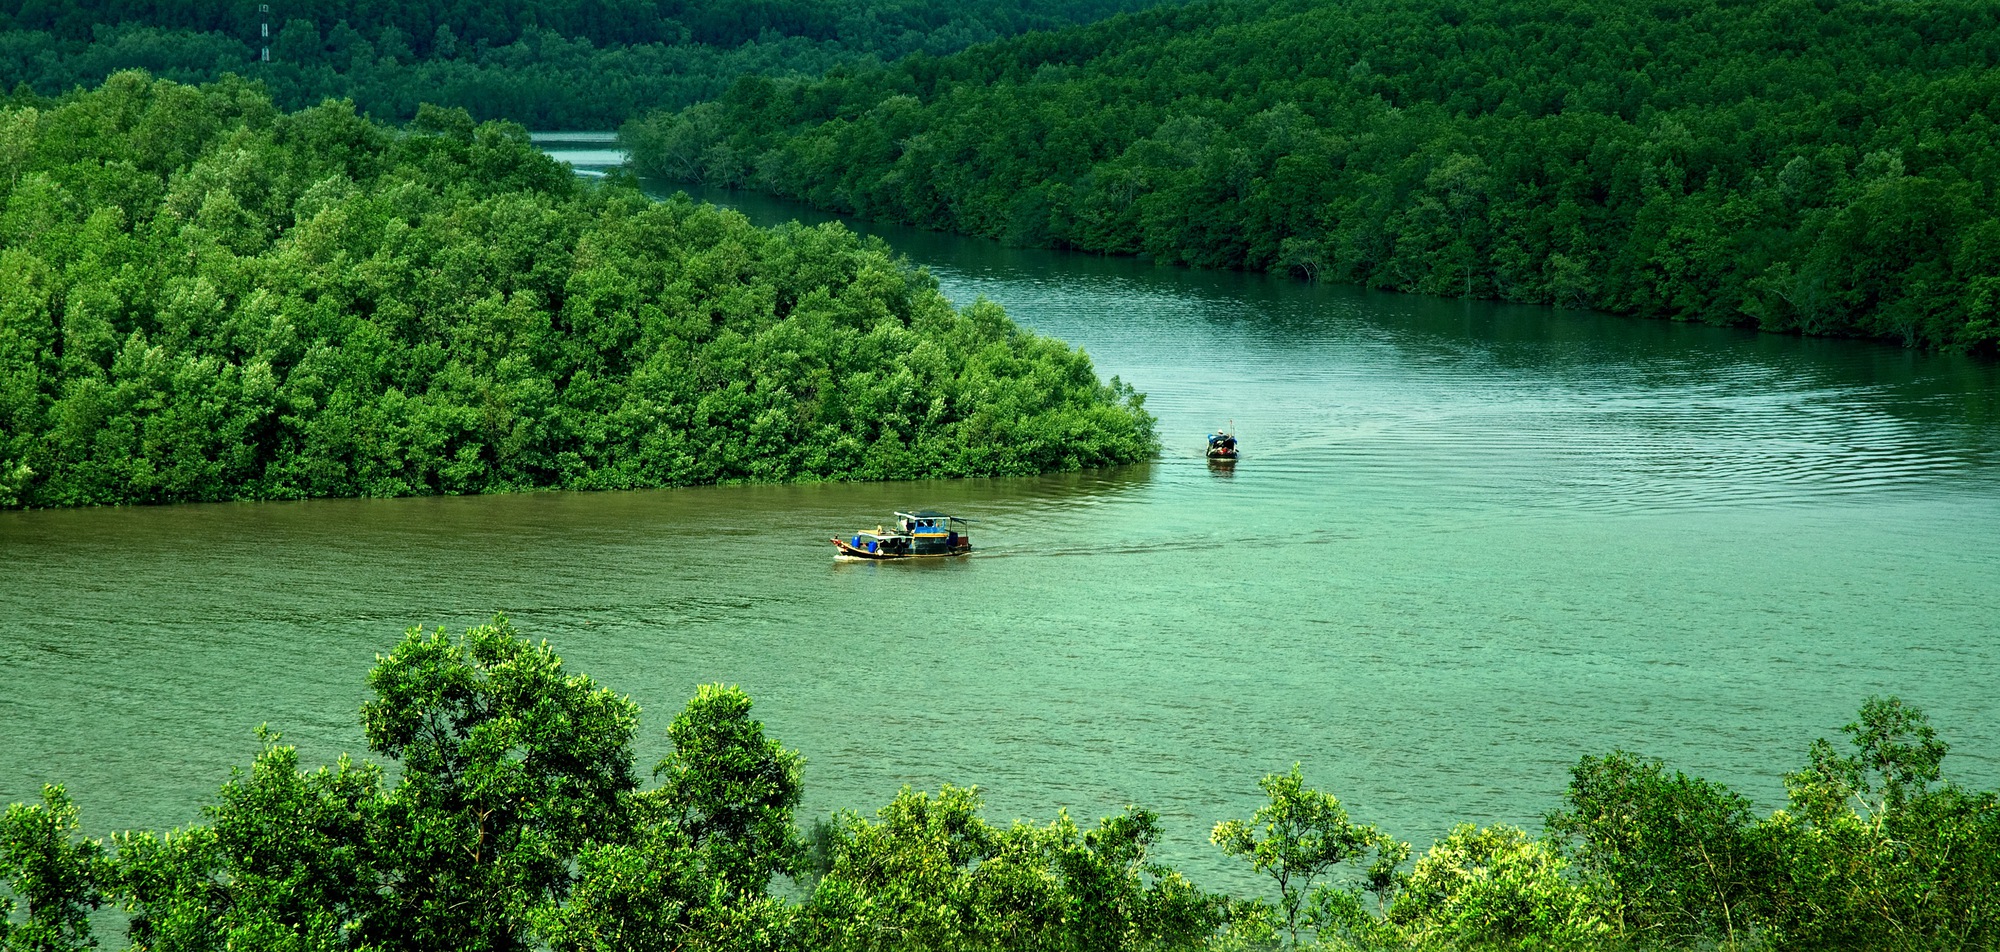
left=2, top=133, right=1996, bottom=895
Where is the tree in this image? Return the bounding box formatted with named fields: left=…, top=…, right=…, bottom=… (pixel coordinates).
left=805, top=785, right=1220, bottom=952
left=650, top=684, right=806, bottom=896
left=114, top=735, right=386, bottom=952
left=271, top=19, right=324, bottom=65
left=1758, top=696, right=2000, bottom=951
left=429, top=24, right=459, bottom=61
left=1545, top=750, right=1764, bottom=945
left=1792, top=695, right=1948, bottom=822
left=359, top=617, right=641, bottom=951
left=535, top=685, right=808, bottom=952
left=1387, top=824, right=1608, bottom=949
left=535, top=830, right=780, bottom=952
left=0, top=785, right=110, bottom=952
left=1210, top=764, right=1396, bottom=947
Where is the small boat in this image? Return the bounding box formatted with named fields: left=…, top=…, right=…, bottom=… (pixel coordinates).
left=832, top=510, right=973, bottom=560
left=1206, top=429, right=1239, bottom=462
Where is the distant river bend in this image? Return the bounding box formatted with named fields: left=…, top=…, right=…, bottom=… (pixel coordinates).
left=1, top=134, right=1995, bottom=894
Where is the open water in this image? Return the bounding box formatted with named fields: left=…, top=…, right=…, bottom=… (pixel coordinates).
left=2, top=136, right=1997, bottom=894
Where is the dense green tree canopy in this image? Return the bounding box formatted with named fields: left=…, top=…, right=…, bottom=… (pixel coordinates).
left=0, top=0, right=1185, bottom=126
left=0, top=73, right=1156, bottom=510
left=627, top=0, right=2000, bottom=352
left=0, top=0, right=1191, bottom=53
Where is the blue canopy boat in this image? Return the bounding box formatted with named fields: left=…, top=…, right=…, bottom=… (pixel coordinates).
left=1206, top=429, right=1239, bottom=462
left=831, top=510, right=973, bottom=560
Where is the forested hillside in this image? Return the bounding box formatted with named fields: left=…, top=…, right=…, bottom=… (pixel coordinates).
left=4, top=619, right=1998, bottom=950
left=0, top=0, right=1182, bottom=126
left=0, top=73, right=1155, bottom=510
left=627, top=0, right=2000, bottom=352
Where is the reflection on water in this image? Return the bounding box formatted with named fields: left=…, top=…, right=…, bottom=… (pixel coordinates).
left=2, top=150, right=1998, bottom=898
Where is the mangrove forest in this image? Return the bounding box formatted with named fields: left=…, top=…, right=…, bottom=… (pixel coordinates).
left=0, top=0, right=1185, bottom=127
left=625, top=0, right=2000, bottom=352
left=0, top=73, right=1156, bottom=509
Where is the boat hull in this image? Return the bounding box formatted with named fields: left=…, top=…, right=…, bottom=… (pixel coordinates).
left=831, top=537, right=972, bottom=560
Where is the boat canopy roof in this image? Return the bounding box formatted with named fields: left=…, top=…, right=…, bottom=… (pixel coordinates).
left=898, top=509, right=957, bottom=520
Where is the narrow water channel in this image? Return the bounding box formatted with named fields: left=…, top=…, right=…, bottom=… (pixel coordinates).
left=2, top=136, right=1995, bottom=894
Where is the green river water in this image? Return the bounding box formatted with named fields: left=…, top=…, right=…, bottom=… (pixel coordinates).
left=2, top=134, right=1997, bottom=895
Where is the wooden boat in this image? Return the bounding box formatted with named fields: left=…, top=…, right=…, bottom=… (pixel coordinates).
left=1206, top=429, right=1239, bottom=462
left=832, top=510, right=972, bottom=560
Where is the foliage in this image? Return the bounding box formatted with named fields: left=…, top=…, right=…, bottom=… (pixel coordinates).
left=1756, top=697, right=2000, bottom=951
left=1385, top=824, right=1607, bottom=950
left=649, top=684, right=805, bottom=896
left=532, top=686, right=805, bottom=952
left=1210, top=764, right=1400, bottom=947
left=0, top=73, right=1156, bottom=510
left=1788, top=695, right=1947, bottom=821
left=0, top=0, right=1185, bottom=127
left=109, top=619, right=643, bottom=952
left=536, top=832, right=789, bottom=952
left=1545, top=750, right=1764, bottom=945
left=115, top=739, right=386, bottom=952
left=0, top=786, right=109, bottom=952
left=359, top=619, right=643, bottom=950
left=629, top=0, right=2000, bottom=352
left=803, top=785, right=1223, bottom=951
